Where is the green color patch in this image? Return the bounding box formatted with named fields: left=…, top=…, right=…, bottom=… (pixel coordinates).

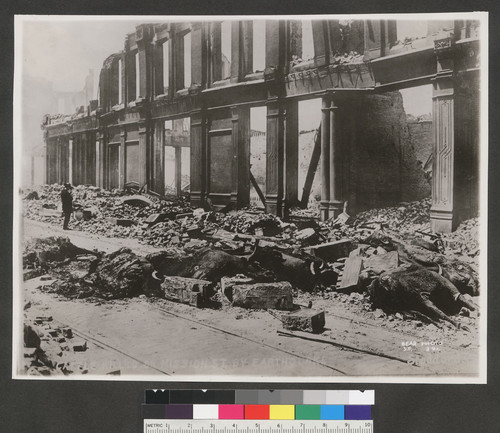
left=295, top=405, right=322, bottom=420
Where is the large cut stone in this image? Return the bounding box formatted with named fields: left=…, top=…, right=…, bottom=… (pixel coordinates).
left=231, top=282, right=293, bottom=310
left=282, top=309, right=326, bottom=333
left=220, top=275, right=255, bottom=301
left=161, top=276, right=215, bottom=307
left=304, top=239, right=354, bottom=262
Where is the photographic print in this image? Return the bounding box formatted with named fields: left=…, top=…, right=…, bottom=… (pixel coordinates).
left=13, top=13, right=487, bottom=382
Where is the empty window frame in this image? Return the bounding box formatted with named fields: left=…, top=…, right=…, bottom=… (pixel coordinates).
left=252, top=20, right=266, bottom=72
left=210, top=21, right=232, bottom=82
left=135, top=52, right=141, bottom=98
left=118, top=58, right=123, bottom=104
left=162, top=40, right=170, bottom=93
left=183, top=32, right=192, bottom=89
left=221, top=21, right=232, bottom=79
left=301, top=20, right=315, bottom=61
left=290, top=20, right=315, bottom=65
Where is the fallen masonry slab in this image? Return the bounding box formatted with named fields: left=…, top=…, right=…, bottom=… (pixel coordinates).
left=304, top=239, right=354, bottom=262
left=175, top=212, right=194, bottom=220
left=337, top=251, right=363, bottom=292
left=231, top=282, right=294, bottom=310
left=221, top=275, right=255, bottom=301
left=40, top=208, right=63, bottom=218
left=120, top=195, right=153, bottom=206
left=105, top=217, right=137, bottom=227
left=295, top=228, right=319, bottom=245
left=72, top=341, right=88, bottom=352
left=282, top=309, right=326, bottom=333
left=144, top=213, right=171, bottom=226
left=161, top=276, right=215, bottom=307
left=362, top=250, right=399, bottom=276
left=23, top=269, right=41, bottom=281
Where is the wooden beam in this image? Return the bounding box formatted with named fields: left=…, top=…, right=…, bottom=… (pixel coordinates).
left=300, top=124, right=321, bottom=208
left=320, top=95, right=331, bottom=221
left=250, top=169, right=266, bottom=207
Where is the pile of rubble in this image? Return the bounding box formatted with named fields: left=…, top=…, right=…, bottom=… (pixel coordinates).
left=22, top=186, right=481, bottom=335
left=23, top=315, right=89, bottom=376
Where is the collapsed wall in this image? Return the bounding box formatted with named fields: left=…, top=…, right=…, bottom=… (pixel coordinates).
left=404, top=118, right=433, bottom=201
left=347, top=91, right=432, bottom=213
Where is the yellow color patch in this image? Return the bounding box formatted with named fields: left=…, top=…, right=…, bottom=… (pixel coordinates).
left=269, top=405, right=295, bottom=420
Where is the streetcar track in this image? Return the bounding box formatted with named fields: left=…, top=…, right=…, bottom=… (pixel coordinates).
left=50, top=317, right=172, bottom=375
left=153, top=304, right=349, bottom=375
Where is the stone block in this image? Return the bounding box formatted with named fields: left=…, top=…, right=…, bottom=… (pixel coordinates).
left=62, top=328, right=73, bottom=339
left=23, top=269, right=40, bottom=281
left=296, top=228, right=319, bottom=245
left=337, top=254, right=363, bottom=292
left=304, top=239, right=354, bottom=262
left=40, top=208, right=63, bottom=218
left=231, top=282, right=294, bottom=310
left=121, top=195, right=153, bottom=206
left=282, top=309, right=326, bottom=333
left=24, top=347, right=38, bottom=358
left=220, top=275, right=255, bottom=301
left=145, top=213, right=171, bottom=225
left=105, top=217, right=136, bottom=227
left=72, top=341, right=87, bottom=352
left=161, top=276, right=215, bottom=307
left=362, top=250, right=399, bottom=276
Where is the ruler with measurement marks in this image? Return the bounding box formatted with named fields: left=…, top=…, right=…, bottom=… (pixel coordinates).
left=144, top=420, right=373, bottom=433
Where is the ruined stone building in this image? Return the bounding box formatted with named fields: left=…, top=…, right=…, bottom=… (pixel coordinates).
left=41, top=19, right=481, bottom=232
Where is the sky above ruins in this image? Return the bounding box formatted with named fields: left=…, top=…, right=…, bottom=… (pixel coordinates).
left=20, top=18, right=139, bottom=92
left=18, top=15, right=432, bottom=141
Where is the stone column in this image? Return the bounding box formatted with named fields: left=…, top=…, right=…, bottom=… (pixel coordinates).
left=320, top=95, right=331, bottom=221
left=68, top=138, right=73, bottom=185
left=328, top=98, right=344, bottom=218
left=430, top=37, right=456, bottom=233
left=190, top=109, right=208, bottom=207
left=152, top=120, right=165, bottom=196
left=265, top=99, right=285, bottom=217
left=119, top=127, right=126, bottom=189
left=284, top=99, right=299, bottom=210
left=230, top=105, right=250, bottom=209
left=138, top=120, right=148, bottom=187
left=95, top=136, right=100, bottom=187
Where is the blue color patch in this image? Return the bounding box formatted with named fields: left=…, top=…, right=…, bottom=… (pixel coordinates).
left=320, top=405, right=344, bottom=420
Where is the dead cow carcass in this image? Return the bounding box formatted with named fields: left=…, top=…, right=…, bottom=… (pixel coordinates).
left=148, top=248, right=273, bottom=283
left=366, top=230, right=479, bottom=296
left=368, top=265, right=477, bottom=329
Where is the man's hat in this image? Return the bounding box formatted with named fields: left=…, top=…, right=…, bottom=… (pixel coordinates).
left=64, top=183, right=73, bottom=189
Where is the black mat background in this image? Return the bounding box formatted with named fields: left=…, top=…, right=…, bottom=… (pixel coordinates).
left=1, top=1, right=499, bottom=432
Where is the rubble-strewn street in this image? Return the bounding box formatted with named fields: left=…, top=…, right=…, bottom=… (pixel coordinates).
left=19, top=185, right=481, bottom=378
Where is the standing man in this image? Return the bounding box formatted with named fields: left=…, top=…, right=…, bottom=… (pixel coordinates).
left=61, top=183, right=73, bottom=230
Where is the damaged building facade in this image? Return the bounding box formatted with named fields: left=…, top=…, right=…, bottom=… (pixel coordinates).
left=41, top=19, right=481, bottom=233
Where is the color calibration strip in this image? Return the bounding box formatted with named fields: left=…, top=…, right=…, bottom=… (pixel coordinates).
left=145, top=390, right=375, bottom=405
left=142, top=390, right=374, bottom=421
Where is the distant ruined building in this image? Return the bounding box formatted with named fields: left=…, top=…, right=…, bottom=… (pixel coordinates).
left=41, top=19, right=480, bottom=232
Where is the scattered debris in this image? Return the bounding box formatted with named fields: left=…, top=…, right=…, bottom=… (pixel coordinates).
left=22, top=186, right=480, bottom=337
